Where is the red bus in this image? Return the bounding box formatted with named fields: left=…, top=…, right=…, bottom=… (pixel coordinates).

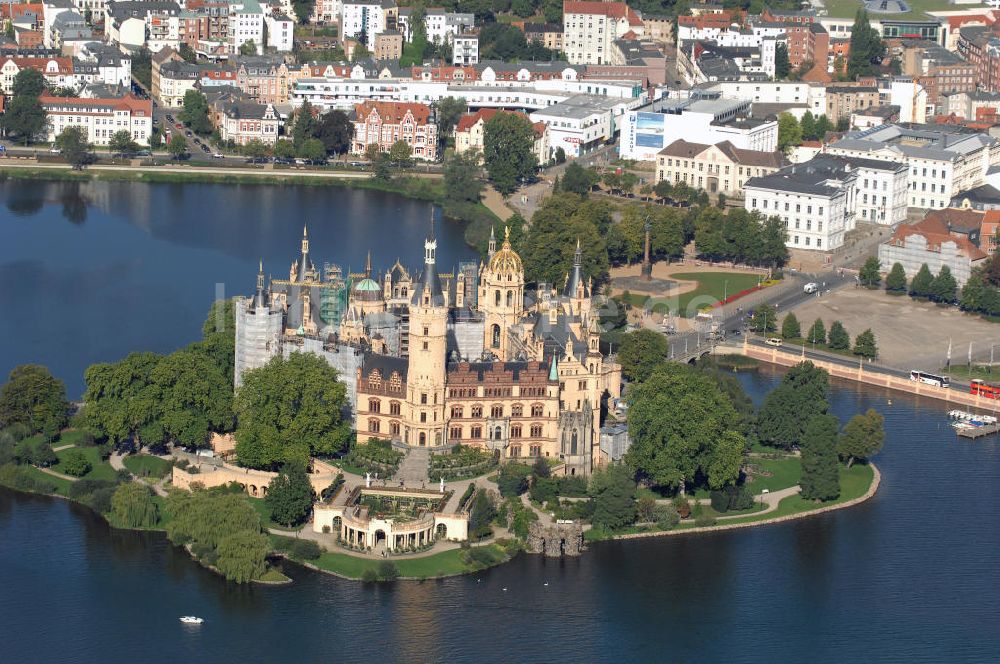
left=970, top=379, right=1000, bottom=400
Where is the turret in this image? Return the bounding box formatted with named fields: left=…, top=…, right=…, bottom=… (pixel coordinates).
left=487, top=225, right=496, bottom=258
left=252, top=259, right=267, bottom=309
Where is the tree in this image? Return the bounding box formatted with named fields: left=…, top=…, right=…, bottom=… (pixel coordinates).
left=777, top=112, right=802, bottom=153
left=519, top=193, right=610, bottom=285
left=167, top=134, right=187, bottom=159
left=55, top=127, right=93, bottom=169
left=469, top=490, right=495, bottom=539
left=443, top=149, right=484, bottom=204
left=781, top=313, right=801, bottom=340
left=853, top=328, right=878, bottom=359
left=388, top=139, right=412, bottom=166
left=108, top=130, right=139, bottom=157
left=562, top=162, right=597, bottom=196
left=298, top=137, right=326, bottom=162
left=799, top=414, right=841, bottom=502
left=930, top=265, right=958, bottom=304
left=532, top=455, right=550, bottom=479
left=371, top=151, right=392, bottom=181
left=292, top=100, right=316, bottom=150
left=0, top=364, right=69, bottom=435
left=292, top=0, right=314, bottom=23
left=11, top=68, right=45, bottom=99
left=555, top=146, right=566, bottom=164
left=273, top=139, right=296, bottom=159
left=434, top=96, right=468, bottom=139
left=179, top=90, right=212, bottom=135
left=4, top=96, right=46, bottom=144
left=617, top=329, right=669, bottom=382
left=775, top=42, right=791, bottom=79
left=496, top=465, right=529, bottom=496
left=239, top=39, right=257, bottom=56
left=751, top=303, right=777, bottom=334
left=807, top=318, right=826, bottom=346
left=215, top=531, right=269, bottom=583
left=757, top=361, right=830, bottom=450
left=60, top=449, right=92, bottom=477
left=111, top=482, right=158, bottom=527
left=626, top=364, right=746, bottom=490
left=265, top=464, right=314, bottom=526
left=483, top=111, right=538, bottom=195
left=179, top=43, right=198, bottom=63
left=860, top=256, right=881, bottom=288
left=909, top=263, right=934, bottom=299
left=814, top=114, right=834, bottom=139
left=149, top=128, right=162, bottom=150
left=828, top=321, right=850, bottom=350
left=848, top=9, right=884, bottom=79
left=314, top=110, right=352, bottom=154
left=234, top=353, right=351, bottom=470
left=885, top=262, right=907, bottom=294
left=588, top=464, right=637, bottom=531
left=800, top=111, right=817, bottom=141
left=838, top=408, right=884, bottom=467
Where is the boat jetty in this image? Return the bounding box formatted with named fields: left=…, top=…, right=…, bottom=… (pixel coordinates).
left=949, top=410, right=1000, bottom=439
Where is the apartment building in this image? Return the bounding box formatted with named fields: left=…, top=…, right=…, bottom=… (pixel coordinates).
left=40, top=93, right=153, bottom=145
left=655, top=139, right=787, bottom=199
left=351, top=101, right=438, bottom=161
left=562, top=0, right=643, bottom=65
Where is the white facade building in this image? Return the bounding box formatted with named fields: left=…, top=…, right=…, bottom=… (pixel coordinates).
left=340, top=0, right=392, bottom=41
left=563, top=0, right=644, bottom=65
left=397, top=8, right=473, bottom=43
left=265, top=13, right=294, bottom=52
left=40, top=93, right=154, bottom=146
left=529, top=94, right=637, bottom=158
left=229, top=0, right=265, bottom=54
left=452, top=33, right=478, bottom=65
left=700, top=80, right=827, bottom=115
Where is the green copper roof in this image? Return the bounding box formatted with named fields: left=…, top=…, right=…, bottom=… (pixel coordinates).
left=549, top=355, right=558, bottom=381
left=354, top=278, right=381, bottom=292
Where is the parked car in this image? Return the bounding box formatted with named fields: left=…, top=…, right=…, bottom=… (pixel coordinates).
left=212, top=152, right=224, bottom=159
left=175, top=123, right=183, bottom=130
left=803, top=282, right=819, bottom=294
left=765, top=337, right=783, bottom=347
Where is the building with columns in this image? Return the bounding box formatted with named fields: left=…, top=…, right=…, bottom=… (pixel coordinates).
left=234, top=221, right=621, bottom=475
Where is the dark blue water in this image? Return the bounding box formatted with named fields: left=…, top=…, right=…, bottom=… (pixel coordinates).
left=2, top=369, right=999, bottom=663
left=0, top=179, right=475, bottom=397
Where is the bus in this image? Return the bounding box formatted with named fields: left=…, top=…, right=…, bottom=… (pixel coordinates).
left=910, top=370, right=950, bottom=388
left=970, top=379, right=1000, bottom=400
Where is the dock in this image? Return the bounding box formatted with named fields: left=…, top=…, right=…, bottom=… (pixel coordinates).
left=957, top=424, right=1000, bottom=439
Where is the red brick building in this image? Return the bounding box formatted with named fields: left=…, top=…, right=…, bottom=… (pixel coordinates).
left=351, top=101, right=438, bottom=161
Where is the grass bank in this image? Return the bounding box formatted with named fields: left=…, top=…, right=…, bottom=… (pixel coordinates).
left=304, top=544, right=511, bottom=580
left=620, top=271, right=765, bottom=317
left=122, top=454, right=172, bottom=479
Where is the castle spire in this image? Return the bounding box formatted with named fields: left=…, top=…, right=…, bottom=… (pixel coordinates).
left=564, top=238, right=585, bottom=298
left=365, top=250, right=372, bottom=277
left=488, top=225, right=496, bottom=257
left=253, top=259, right=266, bottom=308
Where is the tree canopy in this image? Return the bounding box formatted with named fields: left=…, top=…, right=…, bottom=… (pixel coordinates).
left=626, top=364, right=746, bottom=491
left=694, top=207, right=788, bottom=267
left=265, top=464, right=314, bottom=526
left=617, top=329, right=669, bottom=383
left=234, top=352, right=351, bottom=470
left=3, top=69, right=47, bottom=144
left=848, top=10, right=885, bottom=79
left=314, top=110, right=353, bottom=155
left=799, top=414, right=841, bottom=501
left=757, top=361, right=830, bottom=450
left=179, top=90, right=212, bottom=135
left=111, top=482, right=159, bottom=527
left=606, top=204, right=686, bottom=266
left=519, top=193, right=610, bottom=285
left=588, top=464, right=637, bottom=531
left=55, top=127, right=94, bottom=169
left=483, top=111, right=537, bottom=195
left=0, top=364, right=69, bottom=437
left=838, top=408, right=884, bottom=467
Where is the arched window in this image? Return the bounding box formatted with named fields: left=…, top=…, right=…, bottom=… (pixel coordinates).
left=368, top=418, right=380, bottom=433
left=368, top=398, right=381, bottom=413
left=494, top=289, right=501, bottom=306
left=471, top=404, right=483, bottom=418
left=511, top=404, right=523, bottom=417
left=530, top=423, right=543, bottom=437
left=390, top=421, right=400, bottom=436
left=491, top=324, right=500, bottom=348
left=506, top=290, right=513, bottom=307
left=368, top=369, right=382, bottom=389
left=450, top=426, right=462, bottom=439
left=531, top=403, right=544, bottom=417
left=494, top=426, right=503, bottom=440
left=451, top=406, right=464, bottom=418
left=390, top=400, right=401, bottom=415
left=571, top=430, right=578, bottom=455
left=511, top=425, right=522, bottom=438
left=510, top=446, right=521, bottom=458
left=490, top=404, right=503, bottom=418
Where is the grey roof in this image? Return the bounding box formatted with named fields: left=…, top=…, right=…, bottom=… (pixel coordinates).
left=107, top=0, right=181, bottom=21
left=360, top=352, right=408, bottom=382
left=832, top=123, right=997, bottom=162
left=564, top=241, right=587, bottom=298
left=745, top=155, right=859, bottom=197
left=950, top=183, right=1000, bottom=207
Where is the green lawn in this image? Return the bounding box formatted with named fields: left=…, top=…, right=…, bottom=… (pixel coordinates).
left=20, top=465, right=74, bottom=495
left=940, top=365, right=999, bottom=382
left=122, top=454, right=172, bottom=479
left=310, top=545, right=505, bottom=580
left=622, top=272, right=764, bottom=318
left=823, top=0, right=985, bottom=20
left=51, top=446, right=117, bottom=481
left=744, top=456, right=802, bottom=494
left=247, top=497, right=299, bottom=531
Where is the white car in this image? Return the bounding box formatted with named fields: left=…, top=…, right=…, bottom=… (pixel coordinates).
left=212, top=152, right=224, bottom=159
left=803, top=282, right=819, bottom=294
left=49, top=147, right=61, bottom=154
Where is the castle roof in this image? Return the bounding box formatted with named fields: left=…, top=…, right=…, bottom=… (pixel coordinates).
left=487, top=226, right=523, bottom=276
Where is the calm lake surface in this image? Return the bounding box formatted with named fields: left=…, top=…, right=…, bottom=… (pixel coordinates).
left=2, top=180, right=1000, bottom=663
left=0, top=179, right=476, bottom=397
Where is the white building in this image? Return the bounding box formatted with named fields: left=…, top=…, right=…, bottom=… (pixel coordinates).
left=563, top=0, right=644, bottom=65
left=744, top=157, right=859, bottom=252
left=529, top=94, right=637, bottom=158
left=827, top=123, right=1000, bottom=210
left=78, top=43, right=132, bottom=88
left=42, top=0, right=74, bottom=49
left=700, top=80, right=827, bottom=116
left=40, top=93, right=153, bottom=146
left=843, top=155, right=909, bottom=227
left=397, top=8, right=473, bottom=43
left=265, top=13, right=294, bottom=52
left=619, top=95, right=777, bottom=161
left=452, top=33, right=478, bottom=65
left=229, top=0, right=266, bottom=54
left=340, top=0, right=394, bottom=42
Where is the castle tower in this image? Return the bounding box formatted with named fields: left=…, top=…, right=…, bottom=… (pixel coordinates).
left=478, top=226, right=524, bottom=360
left=235, top=259, right=283, bottom=388
left=564, top=239, right=591, bottom=319
left=290, top=225, right=318, bottom=283
left=405, top=215, right=448, bottom=447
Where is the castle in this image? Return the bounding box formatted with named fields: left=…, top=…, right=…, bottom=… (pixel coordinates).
left=234, top=220, right=621, bottom=475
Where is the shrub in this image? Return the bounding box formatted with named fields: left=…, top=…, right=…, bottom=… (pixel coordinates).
left=496, top=464, right=531, bottom=497
left=89, top=487, right=115, bottom=514
left=110, top=482, right=158, bottom=528
left=191, top=541, right=215, bottom=561
left=673, top=496, right=691, bottom=519
left=653, top=504, right=680, bottom=530
left=694, top=513, right=717, bottom=527
left=709, top=485, right=754, bottom=513
left=530, top=477, right=558, bottom=505
left=465, top=546, right=501, bottom=569
left=60, top=449, right=92, bottom=477
left=0, top=463, right=55, bottom=493
left=321, top=525, right=331, bottom=534
left=361, top=568, right=378, bottom=582
left=376, top=561, right=399, bottom=581
left=290, top=539, right=322, bottom=561
left=636, top=496, right=656, bottom=522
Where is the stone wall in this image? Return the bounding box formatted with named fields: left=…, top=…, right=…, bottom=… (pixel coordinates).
left=526, top=521, right=584, bottom=557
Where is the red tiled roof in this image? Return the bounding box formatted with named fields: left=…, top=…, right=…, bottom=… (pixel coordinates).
left=563, top=1, right=642, bottom=26
left=39, top=94, right=153, bottom=117
left=455, top=108, right=544, bottom=137
left=2, top=56, right=73, bottom=75
left=355, top=101, right=432, bottom=125
left=1, top=3, right=43, bottom=21
left=887, top=215, right=988, bottom=261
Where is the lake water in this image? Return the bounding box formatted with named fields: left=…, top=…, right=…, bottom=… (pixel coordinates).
left=0, top=179, right=476, bottom=397
left=2, top=181, right=1000, bottom=662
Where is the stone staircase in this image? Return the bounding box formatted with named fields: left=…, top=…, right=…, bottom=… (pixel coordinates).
left=393, top=447, right=430, bottom=485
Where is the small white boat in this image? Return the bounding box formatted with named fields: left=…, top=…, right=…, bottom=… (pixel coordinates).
left=179, top=616, right=204, bottom=625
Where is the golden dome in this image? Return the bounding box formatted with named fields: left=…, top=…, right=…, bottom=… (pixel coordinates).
left=487, top=226, right=523, bottom=276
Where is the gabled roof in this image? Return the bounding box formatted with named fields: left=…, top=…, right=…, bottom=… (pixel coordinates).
left=354, top=101, right=431, bottom=124
left=886, top=215, right=987, bottom=261
left=563, top=1, right=642, bottom=26
left=454, top=108, right=545, bottom=137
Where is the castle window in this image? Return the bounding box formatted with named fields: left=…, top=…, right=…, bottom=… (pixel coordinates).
left=451, top=406, right=463, bottom=418
left=471, top=425, right=482, bottom=438
left=494, top=289, right=501, bottom=306
left=530, top=423, right=543, bottom=437
left=450, top=426, right=462, bottom=439
left=506, top=290, right=513, bottom=307
left=491, top=324, right=500, bottom=348
left=490, top=404, right=503, bottom=418
left=390, top=401, right=401, bottom=415
left=511, top=425, right=522, bottom=438
left=368, top=369, right=382, bottom=388
left=368, top=418, right=380, bottom=433
left=368, top=398, right=381, bottom=413
left=389, top=372, right=401, bottom=391
left=511, top=404, right=523, bottom=417
left=471, top=404, right=483, bottom=418
left=510, top=446, right=521, bottom=457
left=530, top=445, right=541, bottom=457
left=390, top=421, right=400, bottom=436
left=420, top=412, right=427, bottom=423
left=531, top=404, right=544, bottom=417
left=494, top=426, right=503, bottom=440
left=571, top=430, right=578, bottom=455
left=421, top=393, right=428, bottom=405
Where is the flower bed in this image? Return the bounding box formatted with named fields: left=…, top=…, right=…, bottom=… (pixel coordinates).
left=429, top=445, right=497, bottom=481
